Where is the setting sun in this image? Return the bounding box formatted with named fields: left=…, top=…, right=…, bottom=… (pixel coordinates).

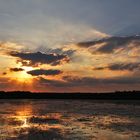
left=11, top=66, right=34, bottom=83
left=0, top=0, right=140, bottom=140
left=16, top=71, right=33, bottom=83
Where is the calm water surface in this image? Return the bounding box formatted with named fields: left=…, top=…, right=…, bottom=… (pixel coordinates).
left=0, top=100, right=140, bottom=140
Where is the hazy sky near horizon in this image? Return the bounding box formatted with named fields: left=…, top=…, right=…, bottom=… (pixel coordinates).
left=0, top=0, right=140, bottom=92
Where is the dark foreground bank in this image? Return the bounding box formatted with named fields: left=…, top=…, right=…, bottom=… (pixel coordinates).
left=0, top=91, right=140, bottom=99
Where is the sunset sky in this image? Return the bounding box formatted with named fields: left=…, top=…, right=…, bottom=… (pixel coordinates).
left=0, top=0, right=140, bottom=92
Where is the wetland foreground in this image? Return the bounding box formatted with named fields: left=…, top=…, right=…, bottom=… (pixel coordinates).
left=0, top=100, right=140, bottom=140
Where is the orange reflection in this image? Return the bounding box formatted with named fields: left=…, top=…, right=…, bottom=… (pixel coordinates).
left=22, top=118, right=28, bottom=127
left=14, top=104, right=33, bottom=128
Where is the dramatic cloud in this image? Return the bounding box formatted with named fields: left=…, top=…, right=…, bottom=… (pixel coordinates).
left=10, top=68, right=24, bottom=72
left=39, top=77, right=67, bottom=87
left=108, top=63, right=140, bottom=71
left=63, top=76, right=140, bottom=86
left=27, top=69, right=62, bottom=76
left=38, top=75, right=140, bottom=89
left=47, top=48, right=76, bottom=57
left=0, top=1, right=140, bottom=92
left=77, top=35, right=140, bottom=54
left=93, top=62, right=140, bottom=71
left=10, top=51, right=69, bottom=66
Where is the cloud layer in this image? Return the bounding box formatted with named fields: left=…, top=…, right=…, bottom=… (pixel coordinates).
left=27, top=69, right=62, bottom=76
left=1, top=35, right=140, bottom=92
left=93, top=62, right=140, bottom=71
left=77, top=35, right=140, bottom=54
left=10, top=68, right=24, bottom=72
left=10, top=51, right=69, bottom=66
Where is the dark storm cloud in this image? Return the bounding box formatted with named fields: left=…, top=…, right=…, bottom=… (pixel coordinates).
left=93, top=62, right=140, bottom=71
left=77, top=35, right=140, bottom=54
left=10, top=51, right=69, bottom=66
left=10, top=68, right=24, bottom=72
left=27, top=69, right=62, bottom=76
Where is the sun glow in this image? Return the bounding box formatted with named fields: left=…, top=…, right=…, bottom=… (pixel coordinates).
left=22, top=66, right=34, bottom=72
left=14, top=66, right=34, bottom=83
left=15, top=71, right=32, bottom=83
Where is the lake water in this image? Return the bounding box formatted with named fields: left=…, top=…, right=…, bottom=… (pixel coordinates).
left=0, top=100, right=140, bottom=140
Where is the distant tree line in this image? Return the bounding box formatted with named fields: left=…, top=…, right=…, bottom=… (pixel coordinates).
left=0, top=91, right=140, bottom=100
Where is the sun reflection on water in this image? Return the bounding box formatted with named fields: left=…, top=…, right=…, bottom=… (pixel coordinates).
left=22, top=118, right=28, bottom=127
left=0, top=100, right=139, bottom=140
